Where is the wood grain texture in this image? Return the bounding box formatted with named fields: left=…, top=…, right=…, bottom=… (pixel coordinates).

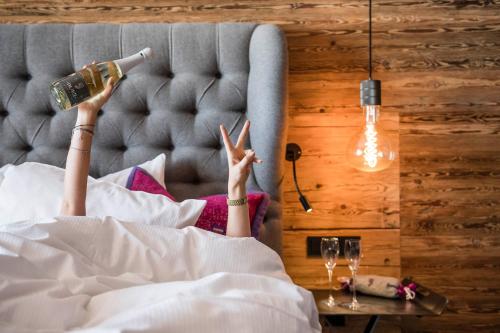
left=1, top=1, right=499, bottom=332
left=284, top=111, right=400, bottom=231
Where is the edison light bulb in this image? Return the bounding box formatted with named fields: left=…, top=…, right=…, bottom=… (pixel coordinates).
left=347, top=80, right=397, bottom=172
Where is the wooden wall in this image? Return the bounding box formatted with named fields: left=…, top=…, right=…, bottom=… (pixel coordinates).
left=1, top=1, right=499, bottom=332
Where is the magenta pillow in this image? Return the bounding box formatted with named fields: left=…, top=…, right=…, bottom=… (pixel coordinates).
left=126, top=166, right=176, bottom=201
left=126, top=167, right=269, bottom=238
left=195, top=192, right=270, bottom=238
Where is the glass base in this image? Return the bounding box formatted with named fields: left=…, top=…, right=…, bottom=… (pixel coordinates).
left=320, top=295, right=336, bottom=308
left=341, top=300, right=360, bottom=311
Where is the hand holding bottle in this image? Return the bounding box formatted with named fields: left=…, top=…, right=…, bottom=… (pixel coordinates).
left=76, top=62, right=115, bottom=125
left=50, top=48, right=152, bottom=112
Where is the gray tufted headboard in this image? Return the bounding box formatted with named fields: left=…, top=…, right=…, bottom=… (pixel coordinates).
left=0, top=23, right=288, bottom=253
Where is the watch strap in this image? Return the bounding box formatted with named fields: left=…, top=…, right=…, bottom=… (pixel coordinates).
left=227, top=197, right=248, bottom=206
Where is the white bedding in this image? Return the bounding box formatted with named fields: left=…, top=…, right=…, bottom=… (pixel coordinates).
left=0, top=163, right=205, bottom=227
left=0, top=217, right=320, bottom=333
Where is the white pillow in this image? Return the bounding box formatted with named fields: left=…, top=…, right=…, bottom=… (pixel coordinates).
left=98, top=154, right=166, bottom=188
left=0, top=164, right=10, bottom=185
left=0, top=162, right=205, bottom=227
left=0, top=153, right=166, bottom=189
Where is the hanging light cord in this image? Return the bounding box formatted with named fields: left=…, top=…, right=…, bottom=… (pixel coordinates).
left=369, top=0, right=372, bottom=79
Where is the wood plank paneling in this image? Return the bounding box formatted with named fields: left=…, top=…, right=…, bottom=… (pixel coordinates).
left=1, top=1, right=499, bottom=332
left=284, top=110, right=399, bottom=230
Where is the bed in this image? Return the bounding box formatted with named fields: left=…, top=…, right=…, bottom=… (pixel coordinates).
left=0, top=23, right=320, bottom=332
left=0, top=23, right=287, bottom=253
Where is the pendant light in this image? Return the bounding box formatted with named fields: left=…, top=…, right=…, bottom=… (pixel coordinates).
left=346, top=0, right=397, bottom=172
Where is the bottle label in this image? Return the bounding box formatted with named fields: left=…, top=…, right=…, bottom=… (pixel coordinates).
left=58, top=73, right=90, bottom=106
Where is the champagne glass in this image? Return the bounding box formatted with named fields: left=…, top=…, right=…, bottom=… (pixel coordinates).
left=320, top=237, right=340, bottom=307
left=344, top=239, right=361, bottom=310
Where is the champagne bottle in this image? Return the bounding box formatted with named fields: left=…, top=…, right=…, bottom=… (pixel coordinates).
left=50, top=47, right=153, bottom=111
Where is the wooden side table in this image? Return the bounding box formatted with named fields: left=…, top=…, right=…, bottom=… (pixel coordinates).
left=312, top=289, right=447, bottom=333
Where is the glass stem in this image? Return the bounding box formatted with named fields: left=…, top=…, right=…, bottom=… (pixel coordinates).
left=328, top=268, right=333, bottom=301
left=352, top=270, right=357, bottom=304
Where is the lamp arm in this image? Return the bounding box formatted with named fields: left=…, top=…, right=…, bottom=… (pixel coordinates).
left=291, top=154, right=304, bottom=196
left=286, top=142, right=312, bottom=212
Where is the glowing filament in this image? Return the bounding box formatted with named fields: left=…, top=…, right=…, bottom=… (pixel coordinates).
left=363, top=124, right=378, bottom=168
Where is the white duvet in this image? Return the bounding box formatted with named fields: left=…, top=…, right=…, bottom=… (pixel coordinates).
left=0, top=217, right=320, bottom=333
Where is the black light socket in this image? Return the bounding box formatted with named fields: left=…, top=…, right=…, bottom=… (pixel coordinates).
left=360, top=79, right=381, bottom=106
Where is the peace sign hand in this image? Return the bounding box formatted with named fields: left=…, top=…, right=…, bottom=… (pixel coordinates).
left=220, top=120, right=263, bottom=196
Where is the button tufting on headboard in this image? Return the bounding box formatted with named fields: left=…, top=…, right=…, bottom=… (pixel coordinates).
left=192, top=177, right=201, bottom=185
left=0, top=23, right=288, bottom=254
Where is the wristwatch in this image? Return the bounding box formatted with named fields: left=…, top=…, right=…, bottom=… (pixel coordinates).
left=227, top=197, right=248, bottom=206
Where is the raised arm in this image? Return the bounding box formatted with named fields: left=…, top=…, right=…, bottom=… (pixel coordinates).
left=220, top=120, right=262, bottom=237
left=60, top=66, right=114, bottom=216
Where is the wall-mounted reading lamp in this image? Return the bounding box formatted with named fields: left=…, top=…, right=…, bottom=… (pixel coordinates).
left=286, top=143, right=312, bottom=213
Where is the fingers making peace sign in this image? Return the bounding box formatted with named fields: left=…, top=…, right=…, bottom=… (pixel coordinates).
left=220, top=120, right=262, bottom=194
